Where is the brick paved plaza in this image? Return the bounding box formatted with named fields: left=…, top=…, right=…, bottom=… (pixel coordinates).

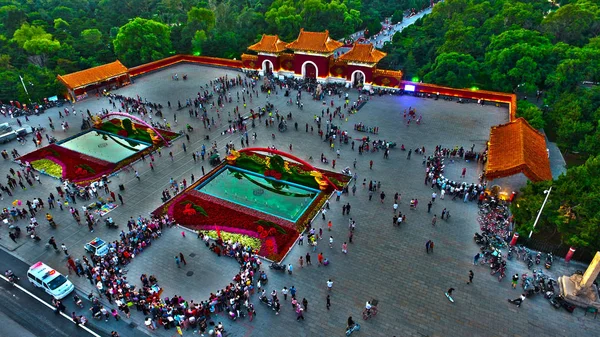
left=1, top=63, right=596, bottom=337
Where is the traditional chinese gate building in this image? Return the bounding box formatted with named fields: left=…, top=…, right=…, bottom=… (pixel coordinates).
left=242, top=29, right=402, bottom=89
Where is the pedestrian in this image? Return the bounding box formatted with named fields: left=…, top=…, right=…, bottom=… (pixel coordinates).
left=430, top=240, right=434, bottom=252
left=282, top=287, right=288, bottom=300
left=326, top=295, right=331, bottom=310
left=427, top=201, right=432, bottom=213
left=349, top=230, right=353, bottom=243
left=380, top=191, right=385, bottom=203
left=135, top=170, right=141, bottom=181
left=328, top=220, right=332, bottom=231
left=9, top=232, right=17, bottom=243
left=318, top=252, right=324, bottom=266
left=432, top=192, right=437, bottom=202
left=302, top=298, right=308, bottom=312
left=296, top=306, right=304, bottom=321
left=473, top=253, right=481, bottom=265
left=181, top=231, right=186, bottom=238
left=327, top=279, right=333, bottom=291
left=48, top=236, right=58, bottom=250
left=202, top=166, right=205, bottom=175
left=425, top=240, right=431, bottom=254
left=288, top=263, right=293, bottom=275
left=305, top=252, right=311, bottom=265
left=352, top=184, right=356, bottom=196
left=467, top=270, right=474, bottom=284
left=342, top=242, right=348, bottom=254
left=299, top=256, right=304, bottom=268
left=511, top=274, right=519, bottom=289
left=329, top=236, right=333, bottom=248
left=461, top=167, right=466, bottom=178
left=118, top=194, right=124, bottom=205
left=179, top=252, right=187, bottom=265
left=369, top=160, right=373, bottom=169
left=61, top=243, right=69, bottom=255
left=175, top=256, right=181, bottom=268
left=290, top=285, right=297, bottom=298
left=508, top=294, right=526, bottom=307
left=432, top=215, right=437, bottom=226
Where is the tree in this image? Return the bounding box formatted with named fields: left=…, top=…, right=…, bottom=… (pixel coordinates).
left=516, top=100, right=545, bottom=129
left=12, top=23, right=61, bottom=67
left=113, top=18, right=172, bottom=66
left=542, top=0, right=600, bottom=46
left=423, top=52, right=479, bottom=88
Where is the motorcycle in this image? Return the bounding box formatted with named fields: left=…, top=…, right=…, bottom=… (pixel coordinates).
left=535, top=252, right=542, bottom=265
left=259, top=294, right=273, bottom=307
left=73, top=294, right=84, bottom=308
left=48, top=219, right=57, bottom=228
left=269, top=262, right=286, bottom=271
left=527, top=257, right=534, bottom=269
left=104, top=218, right=118, bottom=228
left=5, top=270, right=19, bottom=285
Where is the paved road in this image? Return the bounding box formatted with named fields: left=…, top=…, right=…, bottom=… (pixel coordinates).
left=0, top=62, right=596, bottom=337
left=0, top=247, right=140, bottom=337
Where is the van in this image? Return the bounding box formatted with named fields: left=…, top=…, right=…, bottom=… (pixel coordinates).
left=27, top=261, right=74, bottom=299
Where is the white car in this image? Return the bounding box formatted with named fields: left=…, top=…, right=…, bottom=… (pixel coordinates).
left=27, top=262, right=74, bottom=300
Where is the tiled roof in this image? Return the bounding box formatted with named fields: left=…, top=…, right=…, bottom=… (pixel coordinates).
left=57, top=61, right=128, bottom=89
left=286, top=29, right=343, bottom=53
left=248, top=35, right=288, bottom=53
left=486, top=117, right=552, bottom=182
left=338, top=43, right=387, bottom=63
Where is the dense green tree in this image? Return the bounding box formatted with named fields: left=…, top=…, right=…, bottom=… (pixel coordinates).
left=515, top=100, right=545, bottom=129
left=541, top=0, right=600, bottom=46
left=113, top=18, right=172, bottom=66
left=423, top=52, right=479, bottom=88
left=12, top=23, right=61, bottom=67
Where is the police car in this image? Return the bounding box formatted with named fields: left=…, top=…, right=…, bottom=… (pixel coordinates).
left=27, top=262, right=74, bottom=299
left=84, top=237, right=109, bottom=257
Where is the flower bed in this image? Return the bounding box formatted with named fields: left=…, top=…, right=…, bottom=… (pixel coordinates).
left=17, top=144, right=116, bottom=183
left=166, top=192, right=298, bottom=261
left=98, top=118, right=179, bottom=145
left=234, top=152, right=350, bottom=192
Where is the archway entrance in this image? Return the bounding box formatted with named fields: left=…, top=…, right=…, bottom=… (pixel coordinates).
left=351, top=70, right=365, bottom=87
left=302, top=61, right=318, bottom=79
left=262, top=60, right=273, bottom=74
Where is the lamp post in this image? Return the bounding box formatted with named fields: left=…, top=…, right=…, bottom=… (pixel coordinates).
left=19, top=75, right=33, bottom=104
left=528, top=186, right=552, bottom=239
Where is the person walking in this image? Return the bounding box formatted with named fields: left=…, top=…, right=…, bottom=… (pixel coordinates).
left=432, top=215, right=437, bottom=226
left=61, top=243, right=69, bottom=255
left=118, top=194, right=124, bottom=205
left=426, top=240, right=431, bottom=254
left=369, top=160, right=373, bottom=169
left=318, top=253, right=324, bottom=266
left=427, top=201, right=432, bottom=213
left=282, top=287, right=289, bottom=301
left=174, top=256, right=181, bottom=268
left=473, top=253, right=481, bottom=265
left=296, top=306, right=305, bottom=321
left=288, top=263, right=293, bottom=275
left=467, top=270, right=474, bottom=284
left=329, top=236, right=333, bottom=248
left=48, top=236, right=58, bottom=250
left=380, top=191, right=385, bottom=203
left=430, top=240, right=434, bottom=253
left=299, top=256, right=304, bottom=268
left=326, top=295, right=331, bottom=310
left=511, top=274, right=519, bottom=289
left=342, top=242, right=348, bottom=254
left=135, top=170, right=141, bottom=181
left=327, top=279, right=333, bottom=291
left=508, top=294, right=526, bottom=307
left=305, top=252, right=312, bottom=265
left=179, top=252, right=187, bottom=265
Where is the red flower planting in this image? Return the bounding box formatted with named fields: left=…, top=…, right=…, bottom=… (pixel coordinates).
left=17, top=144, right=115, bottom=184
left=166, top=192, right=298, bottom=260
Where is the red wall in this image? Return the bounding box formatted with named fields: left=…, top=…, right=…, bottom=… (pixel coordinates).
left=128, top=55, right=242, bottom=77
left=293, top=54, right=330, bottom=78
left=257, top=55, right=280, bottom=71
left=345, top=64, right=373, bottom=83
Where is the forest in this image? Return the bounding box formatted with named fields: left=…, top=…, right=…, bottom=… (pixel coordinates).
left=1, top=0, right=600, bottom=254
left=382, top=0, right=600, bottom=255
left=0, top=0, right=430, bottom=102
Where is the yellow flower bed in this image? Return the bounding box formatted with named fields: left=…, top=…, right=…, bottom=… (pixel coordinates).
left=31, top=159, right=63, bottom=178
left=200, top=230, right=262, bottom=251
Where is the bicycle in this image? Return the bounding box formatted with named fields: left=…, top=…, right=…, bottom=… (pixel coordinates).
left=362, top=306, right=378, bottom=320
left=346, top=323, right=361, bottom=336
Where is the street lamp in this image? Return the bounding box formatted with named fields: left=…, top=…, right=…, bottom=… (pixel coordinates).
left=19, top=75, right=33, bottom=104
left=528, top=186, right=552, bottom=239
